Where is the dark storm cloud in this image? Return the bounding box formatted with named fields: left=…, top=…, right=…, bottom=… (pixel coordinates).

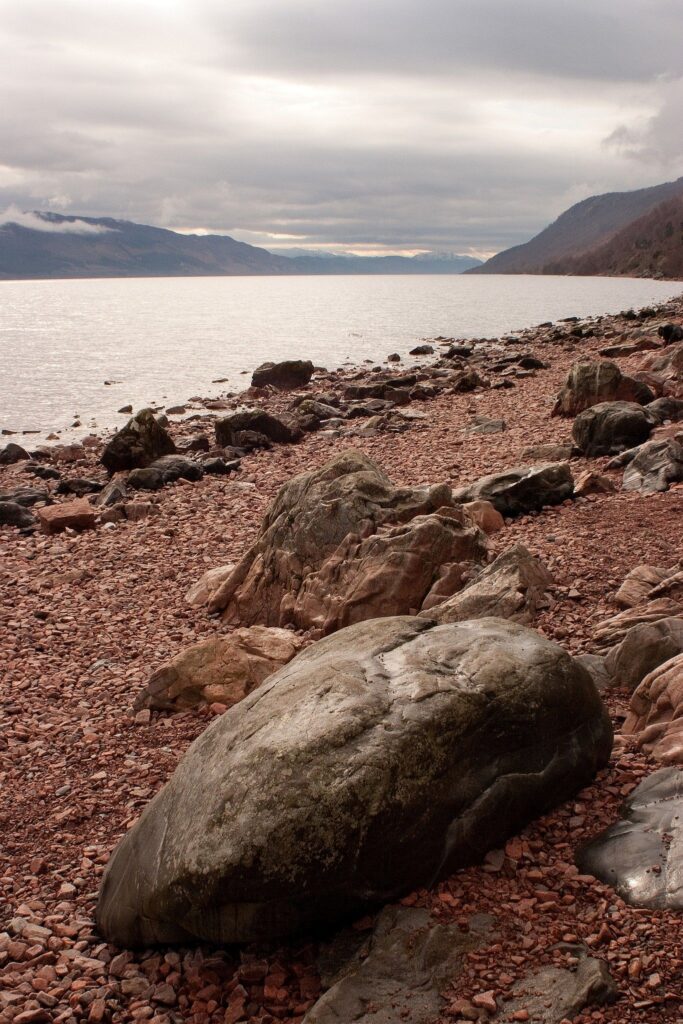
left=0, top=0, right=681, bottom=255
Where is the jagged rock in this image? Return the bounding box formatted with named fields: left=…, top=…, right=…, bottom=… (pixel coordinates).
left=577, top=767, right=683, bottom=909
left=0, top=442, right=31, bottom=465
left=302, top=907, right=492, bottom=1024
left=500, top=957, right=617, bottom=1024
left=209, top=451, right=459, bottom=625
left=251, top=359, right=314, bottom=390
left=185, top=565, right=236, bottom=608
left=615, top=564, right=672, bottom=608
left=641, top=341, right=683, bottom=380
left=622, top=436, right=683, bottom=493
left=36, top=497, right=96, bottom=535
left=552, top=360, right=654, bottom=416
left=93, top=478, right=128, bottom=508
left=623, top=654, right=683, bottom=763
left=592, top=599, right=683, bottom=652
left=295, top=399, right=344, bottom=427
left=409, top=344, right=434, bottom=355
left=134, top=626, right=304, bottom=711
left=603, top=617, right=683, bottom=692
left=101, top=409, right=176, bottom=473
left=289, top=509, right=487, bottom=634
left=573, top=470, right=616, bottom=497
left=97, top=615, right=612, bottom=946
left=422, top=544, right=552, bottom=625
left=0, top=487, right=50, bottom=507
left=215, top=410, right=303, bottom=447
left=462, top=499, right=505, bottom=534
left=450, top=367, right=487, bottom=392
left=0, top=501, right=36, bottom=529
left=572, top=402, right=654, bottom=457
left=452, top=462, right=574, bottom=516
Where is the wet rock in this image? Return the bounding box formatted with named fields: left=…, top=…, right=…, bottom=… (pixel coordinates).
left=552, top=360, right=654, bottom=416
left=209, top=450, right=459, bottom=625
left=622, top=436, right=683, bottom=493
left=577, top=767, right=683, bottom=909
left=36, top=497, right=96, bottom=535
left=97, top=615, right=612, bottom=946
left=501, top=957, right=617, bottom=1024
left=452, top=462, right=574, bottom=516
left=101, top=409, right=176, bottom=473
left=624, top=654, right=683, bottom=763
left=603, top=616, right=683, bottom=691
left=135, top=625, right=304, bottom=711
left=0, top=442, right=31, bottom=465
left=423, top=544, right=553, bottom=625
left=215, top=410, right=303, bottom=447
left=303, top=907, right=492, bottom=1024
left=251, top=359, right=314, bottom=389
left=289, top=508, right=487, bottom=634
left=185, top=565, right=236, bottom=608
left=572, top=402, right=654, bottom=457
left=0, top=501, right=36, bottom=529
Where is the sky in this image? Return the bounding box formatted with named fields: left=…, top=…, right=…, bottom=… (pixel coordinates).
left=1, top=0, right=682, bottom=257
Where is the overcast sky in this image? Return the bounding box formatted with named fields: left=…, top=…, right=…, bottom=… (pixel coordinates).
left=1, top=0, right=682, bottom=256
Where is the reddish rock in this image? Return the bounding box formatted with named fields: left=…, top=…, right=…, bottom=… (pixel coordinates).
left=36, top=497, right=96, bottom=534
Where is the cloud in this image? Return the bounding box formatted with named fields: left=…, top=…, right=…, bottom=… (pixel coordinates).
left=0, top=0, right=681, bottom=253
left=0, top=206, right=115, bottom=234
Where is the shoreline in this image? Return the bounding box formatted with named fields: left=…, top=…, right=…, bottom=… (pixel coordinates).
left=2, top=293, right=683, bottom=1022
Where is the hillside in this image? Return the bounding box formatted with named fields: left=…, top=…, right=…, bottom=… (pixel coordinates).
left=0, top=212, right=480, bottom=279
left=470, top=176, right=683, bottom=275
left=545, top=193, right=683, bottom=279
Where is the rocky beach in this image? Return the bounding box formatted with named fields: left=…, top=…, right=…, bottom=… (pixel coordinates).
left=2, top=294, right=683, bottom=1024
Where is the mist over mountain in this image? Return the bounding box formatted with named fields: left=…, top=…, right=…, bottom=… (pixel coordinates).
left=0, top=212, right=481, bottom=280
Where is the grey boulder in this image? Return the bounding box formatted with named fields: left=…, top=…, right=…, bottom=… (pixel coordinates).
left=101, top=409, right=176, bottom=473
left=97, top=615, right=612, bottom=946
left=622, top=436, right=683, bottom=493
left=251, top=359, right=314, bottom=390
left=215, top=409, right=303, bottom=446
left=452, top=462, right=574, bottom=516
left=572, top=401, right=654, bottom=457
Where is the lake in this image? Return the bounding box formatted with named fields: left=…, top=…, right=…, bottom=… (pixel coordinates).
left=1, top=274, right=681, bottom=436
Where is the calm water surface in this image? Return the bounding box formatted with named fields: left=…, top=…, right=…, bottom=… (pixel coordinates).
left=1, top=274, right=681, bottom=435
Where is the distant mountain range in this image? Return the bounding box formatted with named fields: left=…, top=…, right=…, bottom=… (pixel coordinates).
left=470, top=176, right=683, bottom=278
left=0, top=212, right=481, bottom=279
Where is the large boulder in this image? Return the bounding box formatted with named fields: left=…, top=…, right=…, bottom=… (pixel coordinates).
left=577, top=768, right=683, bottom=909
left=134, top=626, right=304, bottom=711
left=452, top=462, right=574, bottom=516
left=552, top=360, right=655, bottom=415
left=422, top=544, right=552, bottom=625
left=208, top=451, right=464, bottom=626
left=615, top=565, right=671, bottom=608
left=184, top=565, right=235, bottom=608
left=215, top=409, right=303, bottom=447
left=603, top=616, right=683, bottom=692
left=97, top=615, right=612, bottom=946
left=622, top=436, right=683, bottom=493
left=552, top=360, right=654, bottom=417
left=592, top=599, right=683, bottom=652
left=0, top=442, right=31, bottom=465
left=251, top=359, right=314, bottom=390
left=101, top=409, right=176, bottom=473
left=623, top=654, right=683, bottom=764
left=572, top=402, right=654, bottom=457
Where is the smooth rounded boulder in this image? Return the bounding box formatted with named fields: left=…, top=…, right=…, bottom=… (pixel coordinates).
left=97, top=615, right=612, bottom=947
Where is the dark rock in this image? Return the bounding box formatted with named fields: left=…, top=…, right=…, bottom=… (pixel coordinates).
left=127, top=467, right=163, bottom=491
left=251, top=359, right=314, bottom=390
left=231, top=429, right=272, bottom=451
left=202, top=457, right=240, bottom=475
left=553, top=360, right=654, bottom=417
left=622, top=436, right=683, bottom=493
left=577, top=767, right=683, bottom=909
left=24, top=464, right=60, bottom=481
left=445, top=345, right=473, bottom=359
left=409, top=344, right=434, bottom=356
left=56, top=478, right=103, bottom=497
left=658, top=323, right=683, bottom=345
left=97, top=615, right=612, bottom=946
left=0, top=442, right=31, bottom=465
left=0, top=487, right=50, bottom=508
left=149, top=454, right=203, bottom=483
left=0, top=501, right=36, bottom=529
left=572, top=402, right=654, bottom=457
left=215, top=410, right=303, bottom=447
left=452, top=462, right=574, bottom=516
left=101, top=409, right=176, bottom=473
left=522, top=443, right=572, bottom=462
left=183, top=434, right=211, bottom=452
left=303, top=907, right=493, bottom=1024
left=518, top=354, right=547, bottom=369
left=645, top=397, right=683, bottom=424
left=94, top=479, right=128, bottom=508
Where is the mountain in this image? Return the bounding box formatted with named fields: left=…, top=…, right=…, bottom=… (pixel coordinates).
left=470, top=176, right=683, bottom=275
left=544, top=194, right=683, bottom=280
left=0, top=212, right=481, bottom=279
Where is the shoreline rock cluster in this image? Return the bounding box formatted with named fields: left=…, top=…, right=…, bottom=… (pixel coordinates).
left=2, top=296, right=683, bottom=1024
